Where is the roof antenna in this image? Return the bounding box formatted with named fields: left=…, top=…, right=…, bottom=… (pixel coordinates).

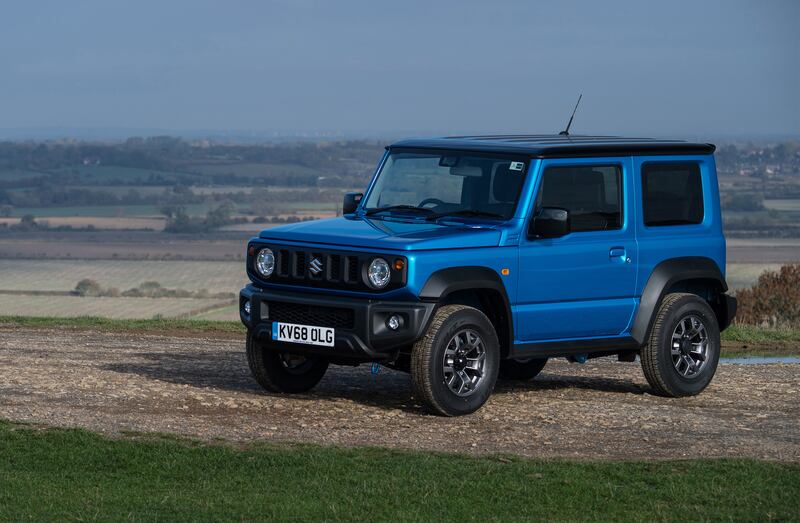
left=559, top=94, right=582, bottom=136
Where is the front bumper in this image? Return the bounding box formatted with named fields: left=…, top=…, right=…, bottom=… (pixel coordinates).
left=239, top=284, right=435, bottom=361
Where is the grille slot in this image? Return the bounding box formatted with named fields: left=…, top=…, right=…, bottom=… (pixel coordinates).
left=293, top=251, right=307, bottom=278
left=346, top=256, right=359, bottom=283
left=277, top=249, right=290, bottom=276
left=266, top=301, right=355, bottom=329
left=327, top=254, right=342, bottom=281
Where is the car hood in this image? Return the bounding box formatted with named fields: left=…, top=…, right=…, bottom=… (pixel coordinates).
left=258, top=216, right=505, bottom=251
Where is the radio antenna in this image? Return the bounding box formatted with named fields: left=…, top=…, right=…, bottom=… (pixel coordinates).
left=559, top=94, right=582, bottom=136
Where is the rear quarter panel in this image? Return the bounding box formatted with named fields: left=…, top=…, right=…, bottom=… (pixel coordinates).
left=633, top=154, right=726, bottom=296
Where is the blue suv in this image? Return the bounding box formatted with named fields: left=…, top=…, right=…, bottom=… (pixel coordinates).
left=240, top=135, right=737, bottom=416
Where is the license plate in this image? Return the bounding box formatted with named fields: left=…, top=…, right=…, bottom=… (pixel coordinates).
left=272, top=322, right=335, bottom=347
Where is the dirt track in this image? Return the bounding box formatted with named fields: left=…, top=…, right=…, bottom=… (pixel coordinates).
left=0, top=326, right=798, bottom=461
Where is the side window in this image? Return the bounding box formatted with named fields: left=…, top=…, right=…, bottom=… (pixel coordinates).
left=536, top=165, right=622, bottom=232
left=642, top=163, right=703, bottom=226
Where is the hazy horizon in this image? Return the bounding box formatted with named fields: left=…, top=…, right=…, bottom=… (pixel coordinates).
left=2, top=0, right=797, bottom=140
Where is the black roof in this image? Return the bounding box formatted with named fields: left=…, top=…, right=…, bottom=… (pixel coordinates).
left=389, top=134, right=715, bottom=158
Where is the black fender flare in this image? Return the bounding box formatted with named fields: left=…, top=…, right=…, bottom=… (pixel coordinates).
left=631, top=256, right=727, bottom=345
left=419, top=266, right=514, bottom=351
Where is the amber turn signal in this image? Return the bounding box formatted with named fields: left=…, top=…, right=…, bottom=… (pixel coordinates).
left=393, top=259, right=405, bottom=271
left=248, top=246, right=255, bottom=256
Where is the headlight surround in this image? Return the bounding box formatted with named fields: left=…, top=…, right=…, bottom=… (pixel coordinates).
left=367, top=257, right=391, bottom=289
left=255, top=248, right=275, bottom=277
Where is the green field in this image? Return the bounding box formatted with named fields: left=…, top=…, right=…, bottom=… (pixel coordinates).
left=0, top=295, right=234, bottom=320
left=0, top=259, right=244, bottom=293
left=0, top=420, right=797, bottom=522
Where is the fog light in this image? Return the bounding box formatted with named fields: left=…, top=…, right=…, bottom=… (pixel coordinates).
left=387, top=314, right=401, bottom=331
left=243, top=300, right=251, bottom=317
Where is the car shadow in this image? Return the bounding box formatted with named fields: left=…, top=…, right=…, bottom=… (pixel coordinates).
left=102, top=350, right=649, bottom=413
left=494, top=372, right=649, bottom=395
left=101, top=350, right=422, bottom=413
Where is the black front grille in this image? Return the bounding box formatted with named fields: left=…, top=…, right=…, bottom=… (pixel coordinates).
left=266, top=301, right=355, bottom=329
left=248, top=243, right=407, bottom=292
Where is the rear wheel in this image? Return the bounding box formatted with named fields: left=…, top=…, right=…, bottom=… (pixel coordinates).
left=499, top=358, right=548, bottom=380
left=246, top=333, right=329, bottom=393
left=411, top=305, right=500, bottom=416
left=640, top=293, right=720, bottom=397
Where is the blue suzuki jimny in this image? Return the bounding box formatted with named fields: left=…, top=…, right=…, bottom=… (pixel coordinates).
left=240, top=135, right=737, bottom=416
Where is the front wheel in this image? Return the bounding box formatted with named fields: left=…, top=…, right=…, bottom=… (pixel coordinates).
left=411, top=305, right=500, bottom=416
left=640, top=293, right=720, bottom=397
left=246, top=333, right=329, bottom=393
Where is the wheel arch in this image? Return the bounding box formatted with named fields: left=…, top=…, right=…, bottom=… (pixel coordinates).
left=419, top=267, right=514, bottom=358
left=631, top=256, right=729, bottom=345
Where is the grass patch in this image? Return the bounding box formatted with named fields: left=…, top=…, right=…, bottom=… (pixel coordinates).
left=0, top=420, right=797, bottom=522
left=722, top=324, right=800, bottom=344
left=0, top=315, right=243, bottom=334
left=1, top=316, right=798, bottom=354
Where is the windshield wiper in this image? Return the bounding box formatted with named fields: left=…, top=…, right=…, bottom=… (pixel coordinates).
left=426, top=209, right=504, bottom=221
left=364, top=205, right=433, bottom=216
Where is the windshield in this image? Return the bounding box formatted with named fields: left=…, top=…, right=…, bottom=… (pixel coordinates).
left=363, top=150, right=529, bottom=220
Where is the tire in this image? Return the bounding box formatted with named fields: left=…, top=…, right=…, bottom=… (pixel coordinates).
left=499, top=358, right=548, bottom=380
left=246, top=332, right=329, bottom=393
left=640, top=293, right=720, bottom=397
left=411, top=304, right=500, bottom=416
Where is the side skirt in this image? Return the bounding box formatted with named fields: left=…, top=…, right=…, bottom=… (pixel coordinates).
left=509, top=336, right=641, bottom=359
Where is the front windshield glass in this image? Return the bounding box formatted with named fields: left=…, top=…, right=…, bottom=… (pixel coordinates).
left=363, top=150, right=529, bottom=220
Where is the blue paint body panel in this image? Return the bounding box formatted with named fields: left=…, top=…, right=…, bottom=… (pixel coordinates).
left=246, top=136, right=727, bottom=352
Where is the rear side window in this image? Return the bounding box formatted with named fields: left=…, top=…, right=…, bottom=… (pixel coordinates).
left=537, top=165, right=622, bottom=232
left=642, top=163, right=703, bottom=226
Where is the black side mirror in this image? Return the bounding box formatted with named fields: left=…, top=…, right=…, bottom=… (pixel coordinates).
left=529, top=207, right=570, bottom=238
left=343, top=192, right=363, bottom=214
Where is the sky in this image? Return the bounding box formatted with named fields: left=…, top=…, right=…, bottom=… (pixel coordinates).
left=1, top=0, right=798, bottom=139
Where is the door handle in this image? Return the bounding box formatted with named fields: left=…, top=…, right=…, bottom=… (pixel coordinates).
left=609, top=247, right=631, bottom=263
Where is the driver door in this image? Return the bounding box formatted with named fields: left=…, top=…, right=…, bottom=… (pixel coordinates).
left=515, top=157, right=638, bottom=341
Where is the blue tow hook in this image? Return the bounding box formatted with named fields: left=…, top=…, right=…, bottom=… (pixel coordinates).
left=568, top=354, right=588, bottom=364
left=371, top=362, right=381, bottom=375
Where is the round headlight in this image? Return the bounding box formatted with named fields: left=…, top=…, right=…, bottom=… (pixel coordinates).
left=367, top=257, right=391, bottom=289
left=255, top=248, right=275, bottom=277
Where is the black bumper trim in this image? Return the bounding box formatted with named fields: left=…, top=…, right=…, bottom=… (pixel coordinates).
left=239, top=285, right=435, bottom=361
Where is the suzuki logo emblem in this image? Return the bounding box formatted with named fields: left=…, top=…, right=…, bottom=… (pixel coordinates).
left=309, top=257, right=323, bottom=275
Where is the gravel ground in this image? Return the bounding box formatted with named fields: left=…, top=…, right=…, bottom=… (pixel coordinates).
left=1, top=326, right=798, bottom=461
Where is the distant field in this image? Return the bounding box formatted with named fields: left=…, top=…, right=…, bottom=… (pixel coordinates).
left=726, top=263, right=784, bottom=289
left=0, top=216, right=165, bottom=230
left=764, top=199, right=800, bottom=211
left=7, top=201, right=333, bottom=219
left=190, top=303, right=239, bottom=321
left=52, top=165, right=190, bottom=184
left=187, top=162, right=322, bottom=178
left=0, top=259, right=244, bottom=293
left=7, top=203, right=226, bottom=218
left=0, top=295, right=233, bottom=319
left=726, top=238, right=800, bottom=264
left=0, top=234, right=250, bottom=261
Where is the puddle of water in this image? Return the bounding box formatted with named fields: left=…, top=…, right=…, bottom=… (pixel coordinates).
left=720, top=356, right=800, bottom=365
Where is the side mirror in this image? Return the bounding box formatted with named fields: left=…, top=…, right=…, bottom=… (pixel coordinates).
left=529, top=207, right=570, bottom=238
left=343, top=192, right=363, bottom=214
